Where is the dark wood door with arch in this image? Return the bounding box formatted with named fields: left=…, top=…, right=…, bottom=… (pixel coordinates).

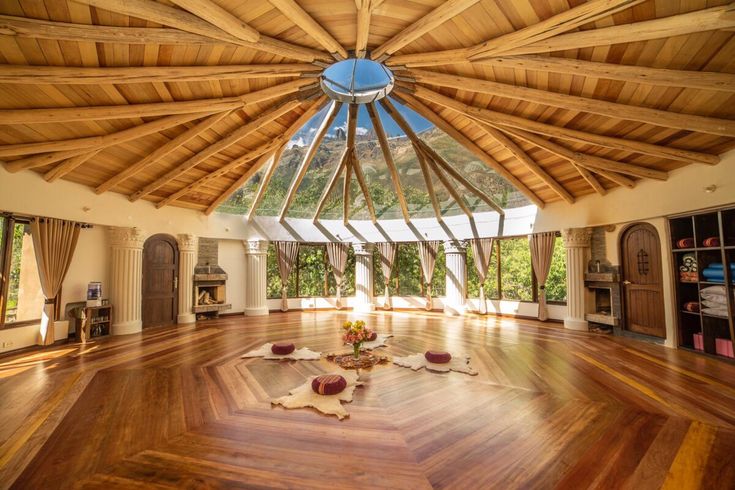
left=143, top=234, right=179, bottom=328
left=620, top=223, right=666, bottom=338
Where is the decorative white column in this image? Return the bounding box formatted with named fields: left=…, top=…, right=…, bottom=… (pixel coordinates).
left=444, top=240, right=467, bottom=316
left=109, top=227, right=146, bottom=335
left=176, top=234, right=197, bottom=324
left=243, top=240, right=269, bottom=316
left=353, top=242, right=375, bottom=313
left=562, top=228, right=592, bottom=331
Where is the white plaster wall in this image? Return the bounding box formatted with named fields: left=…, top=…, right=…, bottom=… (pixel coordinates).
left=219, top=239, right=247, bottom=314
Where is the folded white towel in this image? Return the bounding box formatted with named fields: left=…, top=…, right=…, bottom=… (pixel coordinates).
left=701, top=293, right=727, bottom=305
left=701, top=285, right=727, bottom=295
left=702, top=307, right=729, bottom=317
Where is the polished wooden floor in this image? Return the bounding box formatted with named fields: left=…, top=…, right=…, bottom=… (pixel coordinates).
left=2, top=311, right=735, bottom=489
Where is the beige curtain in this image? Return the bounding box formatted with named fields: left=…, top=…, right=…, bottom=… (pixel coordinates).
left=376, top=242, right=397, bottom=310
left=470, top=238, right=494, bottom=314
left=529, top=232, right=556, bottom=321
left=325, top=242, right=349, bottom=309
left=417, top=241, right=440, bottom=311
left=274, top=241, right=299, bottom=312
left=30, top=217, right=81, bottom=345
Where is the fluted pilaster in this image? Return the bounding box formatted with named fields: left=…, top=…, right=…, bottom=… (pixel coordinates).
left=353, top=242, right=375, bottom=312
left=243, top=240, right=269, bottom=316
left=444, top=240, right=467, bottom=316
left=562, top=228, right=592, bottom=331
left=177, top=234, right=197, bottom=324
left=109, top=227, right=146, bottom=335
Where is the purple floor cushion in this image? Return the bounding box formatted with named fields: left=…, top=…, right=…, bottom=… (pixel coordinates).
left=311, top=374, right=348, bottom=395
left=424, top=351, right=452, bottom=364
left=271, top=342, right=296, bottom=355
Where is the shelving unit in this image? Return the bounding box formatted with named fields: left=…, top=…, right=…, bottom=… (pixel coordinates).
left=669, top=207, right=735, bottom=360
left=85, top=305, right=112, bottom=339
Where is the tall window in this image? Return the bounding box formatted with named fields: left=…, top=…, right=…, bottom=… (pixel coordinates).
left=266, top=244, right=296, bottom=299
left=545, top=236, right=567, bottom=303
left=466, top=241, right=499, bottom=299
left=0, top=216, right=44, bottom=327
left=500, top=237, right=535, bottom=301
left=327, top=246, right=356, bottom=296
left=396, top=243, right=422, bottom=296
left=297, top=245, right=328, bottom=297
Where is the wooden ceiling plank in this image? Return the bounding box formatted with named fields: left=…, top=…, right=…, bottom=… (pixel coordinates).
left=478, top=124, right=574, bottom=204
left=3, top=112, right=207, bottom=172
left=0, top=14, right=222, bottom=45
left=371, top=0, right=481, bottom=60
left=408, top=70, right=735, bottom=137
left=366, top=102, right=410, bottom=222
left=468, top=0, right=646, bottom=60
left=418, top=143, right=473, bottom=218
left=392, top=91, right=546, bottom=208
left=408, top=84, right=719, bottom=165
left=267, top=0, right=348, bottom=59
left=43, top=149, right=102, bottom=183
left=0, top=64, right=320, bottom=85
left=0, top=97, right=241, bottom=125
left=204, top=151, right=275, bottom=216
left=419, top=140, right=504, bottom=215
left=239, top=78, right=317, bottom=106
left=502, top=126, right=668, bottom=181
left=95, top=110, right=233, bottom=195
left=279, top=100, right=342, bottom=220
left=477, top=55, right=735, bottom=93
left=314, top=147, right=349, bottom=222
left=247, top=145, right=285, bottom=220
left=590, top=168, right=636, bottom=188
left=129, top=99, right=301, bottom=202
left=165, top=96, right=328, bottom=210
left=168, top=0, right=260, bottom=43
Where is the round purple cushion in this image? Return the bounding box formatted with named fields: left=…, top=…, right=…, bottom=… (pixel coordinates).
left=367, top=331, right=377, bottom=341
left=311, top=374, right=347, bottom=395
left=271, top=342, right=295, bottom=355
left=425, top=351, right=452, bottom=364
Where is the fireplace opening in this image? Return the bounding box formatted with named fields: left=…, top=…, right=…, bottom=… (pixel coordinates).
left=595, top=288, right=612, bottom=315
left=196, top=284, right=225, bottom=306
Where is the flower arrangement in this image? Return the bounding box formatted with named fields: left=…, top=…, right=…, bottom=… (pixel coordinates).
left=342, top=320, right=373, bottom=359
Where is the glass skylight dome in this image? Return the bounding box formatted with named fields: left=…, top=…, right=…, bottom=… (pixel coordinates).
left=320, top=59, right=394, bottom=104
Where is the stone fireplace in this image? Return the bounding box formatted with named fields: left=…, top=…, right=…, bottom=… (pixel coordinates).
left=193, top=238, right=231, bottom=319
left=584, top=268, right=622, bottom=334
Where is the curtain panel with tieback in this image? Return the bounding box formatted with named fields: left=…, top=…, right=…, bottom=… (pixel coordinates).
left=470, top=238, right=494, bottom=314
left=274, top=241, right=299, bottom=312
left=30, top=217, right=81, bottom=345
left=376, top=242, right=397, bottom=310
left=529, top=232, right=556, bottom=321
left=417, top=241, right=440, bottom=311
left=325, top=242, right=349, bottom=309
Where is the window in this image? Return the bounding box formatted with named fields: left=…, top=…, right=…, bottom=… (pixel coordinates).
left=0, top=217, right=44, bottom=327
left=297, top=245, right=328, bottom=297
left=431, top=244, right=446, bottom=297
left=327, top=246, right=356, bottom=296
left=500, top=237, right=535, bottom=301
left=545, top=236, right=567, bottom=303
left=266, top=244, right=297, bottom=299
left=466, top=241, right=499, bottom=299
left=396, top=243, right=422, bottom=296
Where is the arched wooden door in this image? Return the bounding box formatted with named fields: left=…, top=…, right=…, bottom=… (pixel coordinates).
left=142, top=234, right=179, bottom=328
left=620, top=223, right=666, bottom=338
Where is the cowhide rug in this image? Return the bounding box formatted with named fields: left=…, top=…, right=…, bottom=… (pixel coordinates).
left=393, top=353, right=478, bottom=376
left=360, top=333, right=393, bottom=350
left=271, top=370, right=362, bottom=420
left=241, top=343, right=321, bottom=361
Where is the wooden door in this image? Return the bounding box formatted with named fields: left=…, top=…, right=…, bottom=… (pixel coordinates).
left=620, top=223, right=666, bottom=338
left=142, top=234, right=178, bottom=328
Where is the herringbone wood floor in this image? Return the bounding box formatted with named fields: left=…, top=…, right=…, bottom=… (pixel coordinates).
left=1, top=311, right=735, bottom=489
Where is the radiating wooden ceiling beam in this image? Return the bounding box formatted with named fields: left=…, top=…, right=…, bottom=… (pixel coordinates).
left=408, top=69, right=735, bottom=137
left=314, top=147, right=349, bottom=222
left=413, top=143, right=442, bottom=220
left=392, top=91, right=545, bottom=208
left=267, top=0, right=348, bottom=59
left=571, top=162, right=607, bottom=196
left=407, top=84, right=719, bottom=165
left=129, top=99, right=301, bottom=202
left=387, top=3, right=735, bottom=67
left=239, top=79, right=317, bottom=106
left=0, top=97, right=241, bottom=125
left=467, top=0, right=645, bottom=60
left=417, top=140, right=504, bottom=215
left=479, top=125, right=575, bottom=204
left=279, top=101, right=342, bottom=221
left=352, top=149, right=377, bottom=223
left=366, top=102, right=410, bottom=222
left=502, top=126, right=667, bottom=181
left=44, top=149, right=102, bottom=183
left=204, top=151, right=275, bottom=216
left=247, top=145, right=285, bottom=220
left=0, top=64, right=319, bottom=85
left=168, top=0, right=260, bottom=42
left=355, top=0, right=386, bottom=58
left=342, top=152, right=354, bottom=225
left=416, top=144, right=472, bottom=218
left=95, top=111, right=233, bottom=195
left=371, top=0, right=480, bottom=61
left=72, top=0, right=330, bottom=62
left=3, top=112, right=207, bottom=173
left=177, top=96, right=328, bottom=210
left=476, top=55, right=735, bottom=93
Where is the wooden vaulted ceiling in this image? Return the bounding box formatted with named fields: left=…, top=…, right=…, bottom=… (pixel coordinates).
left=0, top=0, right=734, bottom=216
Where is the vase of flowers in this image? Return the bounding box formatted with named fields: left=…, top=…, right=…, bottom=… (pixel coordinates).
left=342, top=320, right=373, bottom=360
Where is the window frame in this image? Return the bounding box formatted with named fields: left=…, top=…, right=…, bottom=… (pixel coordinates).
left=0, top=214, right=45, bottom=329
